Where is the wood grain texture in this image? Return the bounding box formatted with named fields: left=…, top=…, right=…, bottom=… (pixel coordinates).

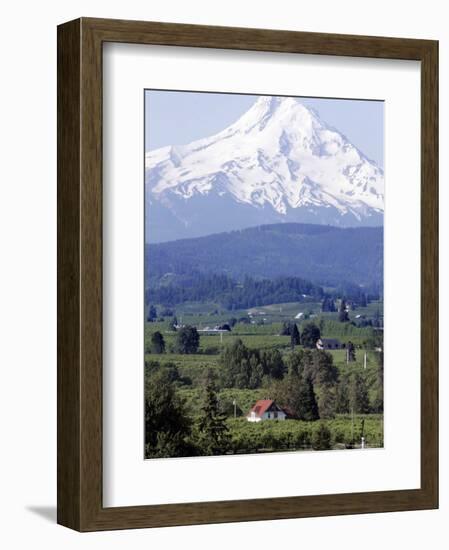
left=57, top=17, right=439, bottom=532
left=57, top=18, right=81, bottom=531
left=420, top=40, right=439, bottom=503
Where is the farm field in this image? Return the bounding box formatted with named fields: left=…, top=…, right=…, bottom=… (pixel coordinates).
left=225, top=415, right=384, bottom=453
left=149, top=298, right=383, bottom=325
left=144, top=298, right=384, bottom=457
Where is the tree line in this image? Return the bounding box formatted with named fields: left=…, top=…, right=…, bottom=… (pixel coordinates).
left=146, top=272, right=381, bottom=316
left=146, top=273, right=324, bottom=310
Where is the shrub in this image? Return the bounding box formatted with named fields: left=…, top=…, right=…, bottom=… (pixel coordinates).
left=312, top=423, right=333, bottom=450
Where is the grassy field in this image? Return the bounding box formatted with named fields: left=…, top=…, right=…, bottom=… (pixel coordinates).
left=149, top=298, right=383, bottom=326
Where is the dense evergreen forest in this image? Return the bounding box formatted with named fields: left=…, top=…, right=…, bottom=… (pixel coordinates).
left=146, top=274, right=326, bottom=310
left=145, top=272, right=379, bottom=311
left=146, top=222, right=383, bottom=288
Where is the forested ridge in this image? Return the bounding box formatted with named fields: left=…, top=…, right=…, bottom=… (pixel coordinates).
left=146, top=222, right=383, bottom=288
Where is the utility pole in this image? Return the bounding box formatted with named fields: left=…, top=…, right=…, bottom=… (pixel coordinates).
left=364, top=352, right=367, bottom=370
left=233, top=399, right=237, bottom=419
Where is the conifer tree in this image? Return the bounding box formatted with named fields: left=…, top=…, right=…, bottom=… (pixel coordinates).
left=321, top=297, right=336, bottom=312
left=300, top=375, right=320, bottom=421
left=338, top=299, right=349, bottom=322
left=272, top=366, right=319, bottom=422
left=197, top=375, right=230, bottom=455
left=286, top=348, right=304, bottom=377
left=248, top=355, right=264, bottom=388
left=174, top=325, right=200, bottom=354
left=145, top=369, right=192, bottom=458
left=290, top=323, right=300, bottom=348
left=318, top=384, right=336, bottom=419
left=350, top=373, right=370, bottom=414
left=307, top=349, right=338, bottom=387
left=300, top=322, right=321, bottom=349
left=150, top=331, right=165, bottom=354
left=261, top=349, right=286, bottom=379
left=335, top=377, right=350, bottom=413
left=147, top=305, right=157, bottom=322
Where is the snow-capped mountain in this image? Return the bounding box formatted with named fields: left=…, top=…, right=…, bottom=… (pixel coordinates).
left=145, top=96, right=384, bottom=242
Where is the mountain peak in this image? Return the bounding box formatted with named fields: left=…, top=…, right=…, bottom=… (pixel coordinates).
left=235, top=96, right=313, bottom=133
left=251, top=95, right=299, bottom=114
left=145, top=96, right=384, bottom=242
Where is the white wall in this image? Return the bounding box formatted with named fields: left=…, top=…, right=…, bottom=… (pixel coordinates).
left=0, top=0, right=447, bottom=548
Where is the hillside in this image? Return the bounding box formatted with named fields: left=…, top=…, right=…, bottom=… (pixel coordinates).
left=145, top=223, right=383, bottom=288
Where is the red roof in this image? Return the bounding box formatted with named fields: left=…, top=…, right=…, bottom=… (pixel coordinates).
left=248, top=399, right=276, bottom=418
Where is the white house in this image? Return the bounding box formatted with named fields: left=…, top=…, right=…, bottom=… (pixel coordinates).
left=316, top=338, right=342, bottom=350
left=246, top=399, right=287, bottom=422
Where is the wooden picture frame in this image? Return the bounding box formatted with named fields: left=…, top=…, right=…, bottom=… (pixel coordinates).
left=57, top=17, right=438, bottom=531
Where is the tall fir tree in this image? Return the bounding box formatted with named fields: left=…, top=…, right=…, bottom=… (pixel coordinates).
left=300, top=322, right=321, bottom=349
left=286, top=348, right=305, bottom=377
left=174, top=325, right=200, bottom=354
left=145, top=369, right=192, bottom=458
left=147, top=304, right=157, bottom=322
left=273, top=368, right=319, bottom=421
left=321, top=297, right=336, bottom=312
left=261, top=349, right=286, bottom=379
left=297, top=375, right=320, bottom=421
left=335, top=377, right=350, bottom=413
left=197, top=375, right=230, bottom=455
left=150, top=331, right=165, bottom=354
left=318, top=384, right=336, bottom=419
left=290, top=323, right=300, bottom=349
left=350, top=373, right=370, bottom=414
left=338, top=299, right=350, bottom=322
left=248, top=355, right=264, bottom=389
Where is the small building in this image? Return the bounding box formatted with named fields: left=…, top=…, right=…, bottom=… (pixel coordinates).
left=246, top=399, right=287, bottom=422
left=316, top=338, right=342, bottom=350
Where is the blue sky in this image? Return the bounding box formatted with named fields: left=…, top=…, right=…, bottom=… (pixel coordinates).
left=145, top=90, right=384, bottom=169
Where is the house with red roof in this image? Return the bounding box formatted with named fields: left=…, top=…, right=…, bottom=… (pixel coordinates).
left=246, top=399, right=287, bottom=422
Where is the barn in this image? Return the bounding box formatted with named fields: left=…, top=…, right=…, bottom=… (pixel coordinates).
left=246, top=399, right=287, bottom=422
left=316, top=338, right=342, bottom=350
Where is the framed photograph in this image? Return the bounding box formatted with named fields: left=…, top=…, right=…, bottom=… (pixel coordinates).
left=57, top=17, right=438, bottom=531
